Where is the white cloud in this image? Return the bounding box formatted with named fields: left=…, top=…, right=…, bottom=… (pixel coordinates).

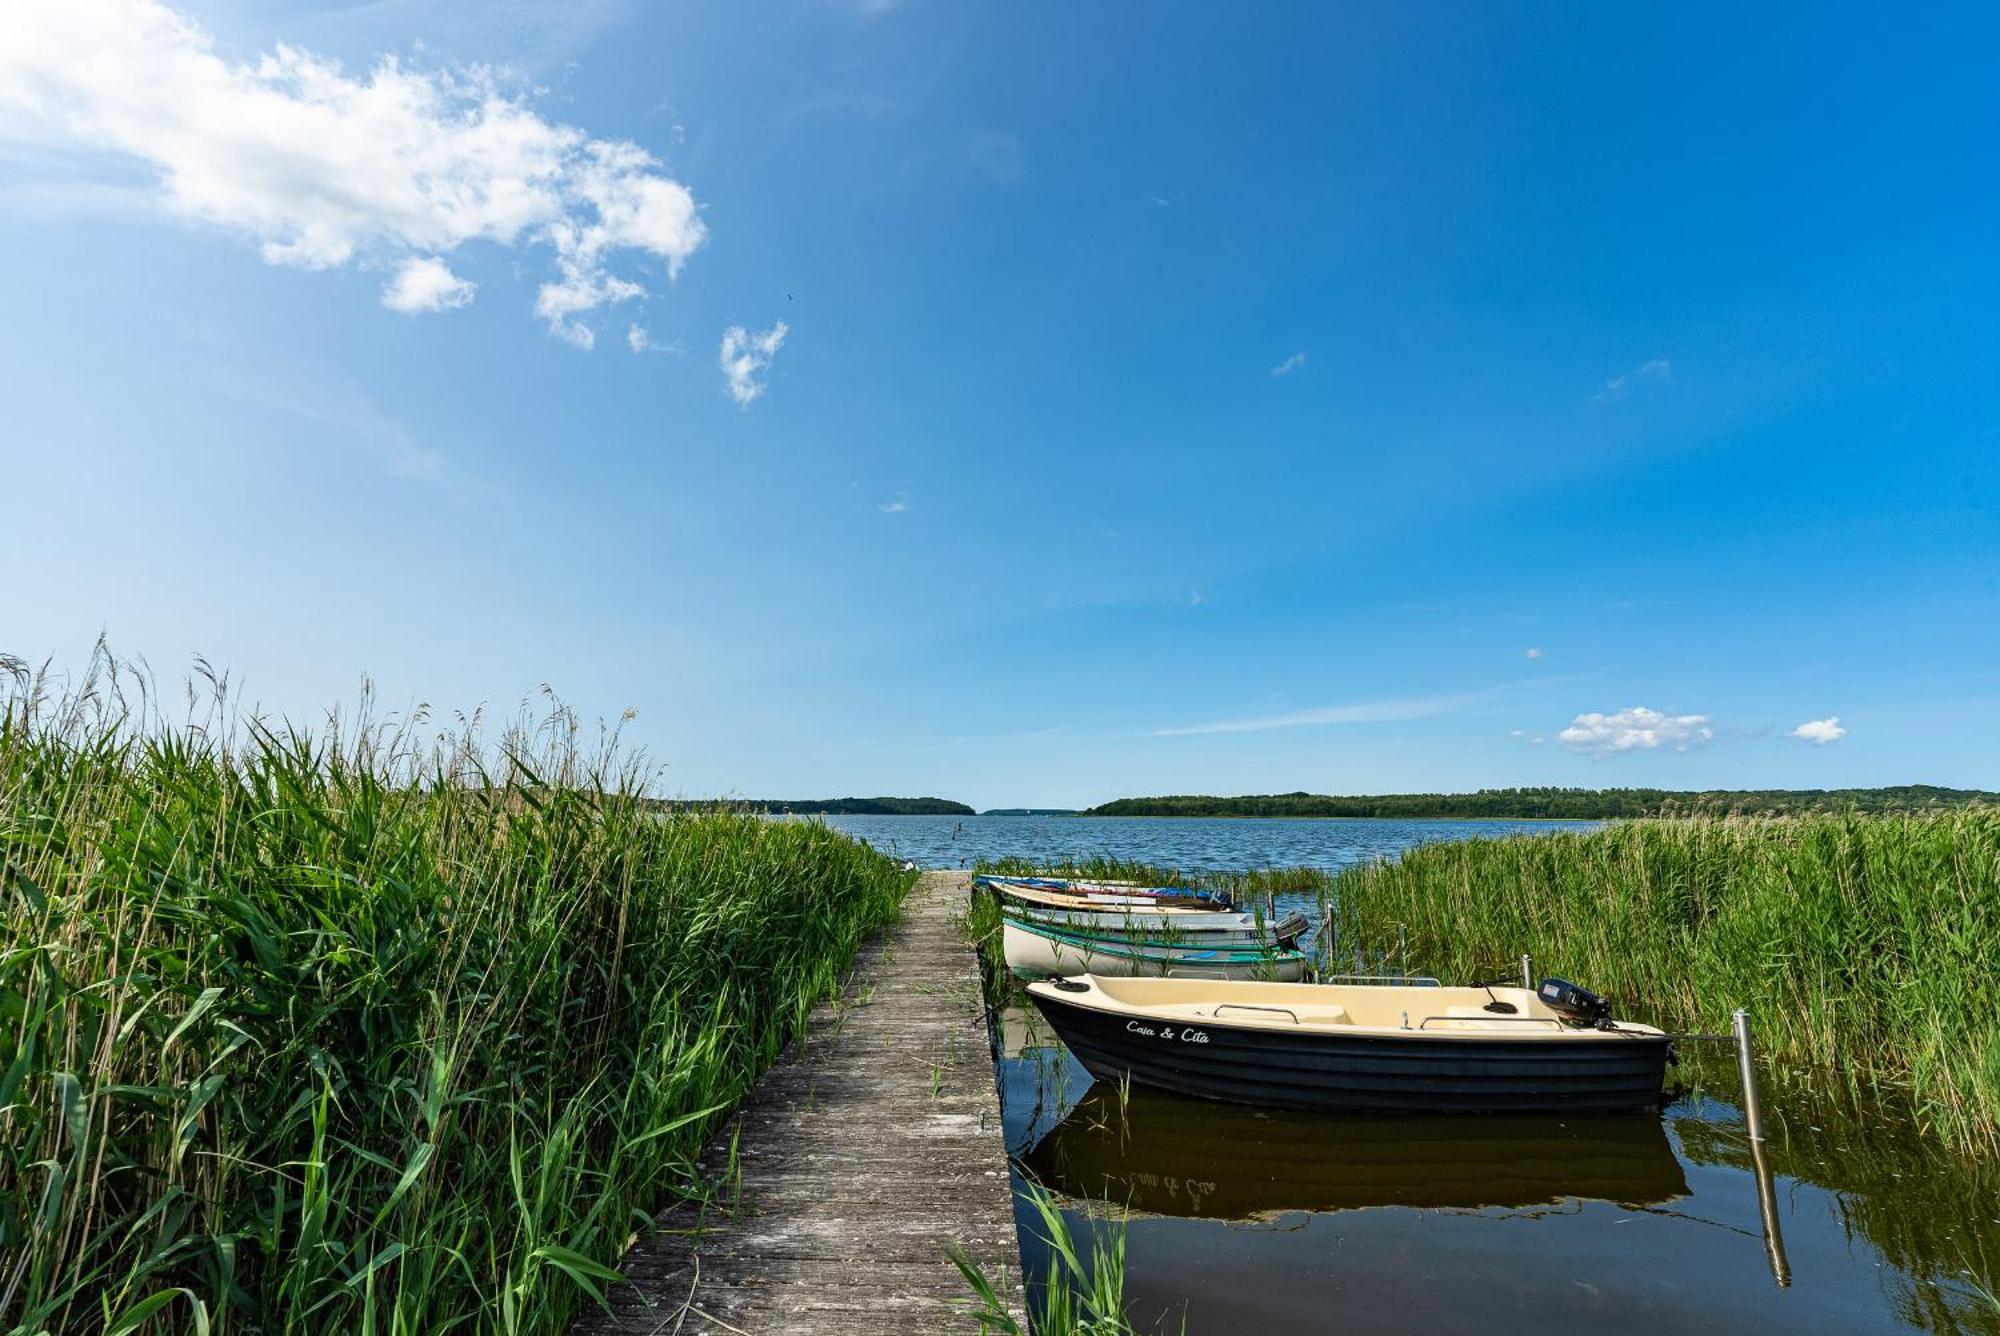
left=878, top=496, right=907, bottom=514
left=1270, top=351, right=1307, bottom=377
left=381, top=256, right=475, bottom=314
left=1155, top=691, right=1481, bottom=738
left=1524, top=646, right=1544, bottom=660
left=1558, top=706, right=1714, bottom=756
left=1791, top=716, right=1847, bottom=745
left=628, top=324, right=650, bottom=353
left=719, top=320, right=788, bottom=407
left=1596, top=358, right=1672, bottom=401
left=0, top=0, right=706, bottom=346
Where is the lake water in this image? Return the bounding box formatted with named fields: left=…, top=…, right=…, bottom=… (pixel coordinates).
left=993, top=1005, right=2000, bottom=1334
left=818, top=812, right=1600, bottom=873
left=845, top=815, right=2000, bottom=1334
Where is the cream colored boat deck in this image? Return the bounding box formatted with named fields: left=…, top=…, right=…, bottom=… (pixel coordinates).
left=573, top=871, right=1021, bottom=1335
left=1061, top=976, right=1662, bottom=1040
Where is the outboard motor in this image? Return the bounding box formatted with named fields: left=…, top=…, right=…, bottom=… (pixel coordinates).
left=1537, top=978, right=1613, bottom=1028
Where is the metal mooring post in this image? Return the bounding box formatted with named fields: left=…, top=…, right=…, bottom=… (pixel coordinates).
left=1733, top=1008, right=1766, bottom=1143
left=1519, top=953, right=1534, bottom=989
left=1734, top=1007, right=1791, bottom=1288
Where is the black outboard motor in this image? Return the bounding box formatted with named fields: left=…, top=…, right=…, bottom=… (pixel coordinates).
left=1537, top=978, right=1613, bottom=1028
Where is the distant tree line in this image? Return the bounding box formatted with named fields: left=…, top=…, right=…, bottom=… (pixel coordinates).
left=1083, top=786, right=1999, bottom=820
left=648, top=796, right=976, bottom=816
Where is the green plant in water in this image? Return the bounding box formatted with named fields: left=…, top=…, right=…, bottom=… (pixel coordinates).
left=951, top=1182, right=1170, bottom=1336
left=1323, top=813, right=2000, bottom=1151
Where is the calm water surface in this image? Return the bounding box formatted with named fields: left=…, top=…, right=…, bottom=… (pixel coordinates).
left=826, top=816, right=1999, bottom=1333
left=818, top=813, right=1600, bottom=873
left=995, top=1008, right=2000, bottom=1334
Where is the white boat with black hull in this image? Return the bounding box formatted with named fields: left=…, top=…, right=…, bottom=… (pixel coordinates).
left=1026, top=974, right=1674, bottom=1113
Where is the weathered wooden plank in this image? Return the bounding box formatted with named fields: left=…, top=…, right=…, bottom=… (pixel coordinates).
left=573, top=871, right=1024, bottom=1334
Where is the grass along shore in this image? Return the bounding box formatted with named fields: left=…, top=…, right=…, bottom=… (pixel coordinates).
left=1325, top=812, right=2000, bottom=1151
left=0, top=659, right=911, bottom=1334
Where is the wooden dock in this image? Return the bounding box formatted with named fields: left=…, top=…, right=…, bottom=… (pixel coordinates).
left=574, top=870, right=1023, bottom=1335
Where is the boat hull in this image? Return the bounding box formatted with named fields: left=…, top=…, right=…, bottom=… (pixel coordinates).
left=1002, top=921, right=1308, bottom=982
left=1006, top=904, right=1303, bottom=945
left=1028, top=984, right=1672, bottom=1113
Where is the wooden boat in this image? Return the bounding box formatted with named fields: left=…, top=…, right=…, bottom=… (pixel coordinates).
left=1022, top=1085, right=1687, bottom=1220
left=1002, top=919, right=1310, bottom=982
left=1025, top=974, right=1673, bottom=1113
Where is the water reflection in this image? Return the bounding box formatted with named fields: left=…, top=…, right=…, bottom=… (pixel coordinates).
left=1024, top=1086, right=1689, bottom=1220
left=993, top=1002, right=2000, bottom=1334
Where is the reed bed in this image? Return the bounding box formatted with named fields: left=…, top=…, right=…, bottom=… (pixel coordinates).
left=0, top=655, right=910, bottom=1334
left=1324, top=812, right=2000, bottom=1149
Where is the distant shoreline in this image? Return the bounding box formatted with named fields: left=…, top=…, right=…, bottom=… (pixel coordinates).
left=1080, top=785, right=1997, bottom=821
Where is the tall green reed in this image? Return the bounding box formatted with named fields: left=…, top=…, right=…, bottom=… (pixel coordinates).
left=1324, top=813, right=2000, bottom=1149
left=952, top=1183, right=1166, bottom=1336
left=0, top=651, right=911, bottom=1333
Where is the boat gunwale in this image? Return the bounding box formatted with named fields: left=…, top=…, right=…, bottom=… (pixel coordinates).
left=1002, top=918, right=1310, bottom=966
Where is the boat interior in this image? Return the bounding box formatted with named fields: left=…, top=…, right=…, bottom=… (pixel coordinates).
left=1040, top=974, right=1666, bottom=1040
left=1000, top=884, right=1222, bottom=914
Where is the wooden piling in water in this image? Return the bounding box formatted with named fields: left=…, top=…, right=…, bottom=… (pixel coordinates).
left=573, top=871, right=1022, bottom=1334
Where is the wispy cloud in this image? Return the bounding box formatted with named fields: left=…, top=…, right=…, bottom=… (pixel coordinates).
left=213, top=366, right=444, bottom=482
left=1270, top=351, right=1308, bottom=377
left=1524, top=646, right=1544, bottom=660
left=1595, top=358, right=1672, bottom=401
left=0, top=0, right=706, bottom=346
left=878, top=495, right=908, bottom=514
left=957, top=130, right=1027, bottom=186
left=627, top=325, right=684, bottom=356
left=1791, top=716, right=1847, bottom=744
left=720, top=320, right=788, bottom=407
left=1154, top=691, right=1483, bottom=737
left=785, top=89, right=896, bottom=124
left=1558, top=706, right=1713, bottom=755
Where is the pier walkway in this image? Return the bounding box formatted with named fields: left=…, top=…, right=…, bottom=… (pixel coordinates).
left=575, top=870, right=1022, bottom=1335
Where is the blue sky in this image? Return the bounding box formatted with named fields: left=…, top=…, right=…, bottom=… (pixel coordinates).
left=2, top=1, right=1995, bottom=808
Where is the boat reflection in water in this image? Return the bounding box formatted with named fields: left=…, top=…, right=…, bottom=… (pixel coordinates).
left=1020, top=1083, right=1688, bottom=1222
